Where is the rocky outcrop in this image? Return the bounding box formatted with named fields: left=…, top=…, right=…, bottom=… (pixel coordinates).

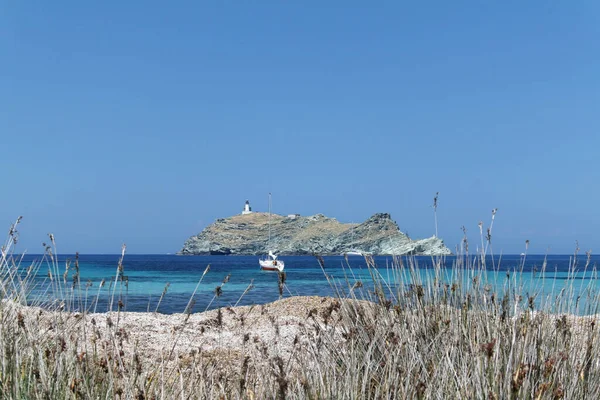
left=179, top=212, right=452, bottom=256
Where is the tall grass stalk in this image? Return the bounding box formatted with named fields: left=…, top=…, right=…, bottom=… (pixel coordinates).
left=1, top=218, right=600, bottom=398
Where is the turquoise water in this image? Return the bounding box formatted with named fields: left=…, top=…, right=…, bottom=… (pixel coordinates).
left=10, top=254, right=600, bottom=314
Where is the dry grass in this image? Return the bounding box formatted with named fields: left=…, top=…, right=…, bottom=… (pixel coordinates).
left=1, top=216, right=600, bottom=399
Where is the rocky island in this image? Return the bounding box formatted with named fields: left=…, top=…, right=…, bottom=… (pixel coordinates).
left=179, top=210, right=451, bottom=256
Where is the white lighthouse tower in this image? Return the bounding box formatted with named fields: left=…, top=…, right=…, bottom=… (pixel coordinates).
left=242, top=200, right=253, bottom=215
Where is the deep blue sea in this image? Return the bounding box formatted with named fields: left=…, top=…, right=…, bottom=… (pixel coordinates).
left=11, top=254, right=600, bottom=314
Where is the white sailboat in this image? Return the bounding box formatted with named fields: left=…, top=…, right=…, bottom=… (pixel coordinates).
left=344, top=250, right=366, bottom=256
left=259, top=193, right=285, bottom=272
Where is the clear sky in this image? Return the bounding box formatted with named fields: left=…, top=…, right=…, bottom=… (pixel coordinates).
left=1, top=2, right=599, bottom=254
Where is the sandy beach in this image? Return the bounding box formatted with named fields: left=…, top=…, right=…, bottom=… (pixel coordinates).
left=8, top=296, right=350, bottom=371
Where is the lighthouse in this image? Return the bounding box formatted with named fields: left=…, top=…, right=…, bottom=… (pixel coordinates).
left=242, top=200, right=253, bottom=215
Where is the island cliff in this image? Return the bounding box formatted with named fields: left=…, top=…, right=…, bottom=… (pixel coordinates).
left=179, top=212, right=451, bottom=256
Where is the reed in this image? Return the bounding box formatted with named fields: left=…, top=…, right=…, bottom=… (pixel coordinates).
left=0, top=217, right=599, bottom=399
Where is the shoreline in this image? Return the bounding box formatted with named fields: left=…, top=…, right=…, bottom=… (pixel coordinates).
left=4, top=291, right=599, bottom=398
left=10, top=294, right=596, bottom=365
left=9, top=296, right=350, bottom=368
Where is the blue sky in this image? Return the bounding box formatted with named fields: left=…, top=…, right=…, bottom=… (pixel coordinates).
left=1, top=2, right=599, bottom=254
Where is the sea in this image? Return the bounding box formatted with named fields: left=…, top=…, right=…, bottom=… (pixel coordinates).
left=10, top=254, right=600, bottom=315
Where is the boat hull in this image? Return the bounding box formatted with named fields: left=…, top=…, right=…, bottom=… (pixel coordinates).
left=260, top=265, right=282, bottom=271
left=344, top=251, right=364, bottom=256
left=259, top=259, right=284, bottom=272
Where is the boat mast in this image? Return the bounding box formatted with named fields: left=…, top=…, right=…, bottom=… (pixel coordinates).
left=268, top=193, right=271, bottom=252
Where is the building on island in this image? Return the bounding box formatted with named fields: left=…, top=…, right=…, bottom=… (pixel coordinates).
left=242, top=199, right=296, bottom=218
left=242, top=200, right=253, bottom=215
